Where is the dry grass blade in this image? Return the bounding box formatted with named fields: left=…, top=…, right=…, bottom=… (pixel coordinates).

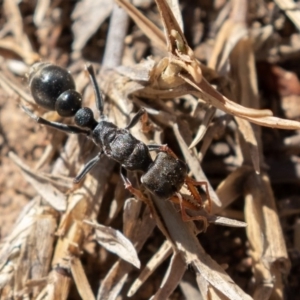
left=8, top=152, right=67, bottom=211
left=166, top=0, right=183, bottom=31
left=0, top=70, right=32, bottom=103
left=0, top=198, right=58, bottom=299
left=244, top=172, right=291, bottom=299
left=72, top=0, right=114, bottom=52
left=234, top=117, right=260, bottom=174
left=155, top=0, right=187, bottom=52
left=184, top=75, right=300, bottom=129
left=0, top=39, right=39, bottom=66
left=208, top=20, right=248, bottom=72
left=3, top=0, right=38, bottom=65
left=189, top=105, right=216, bottom=149
left=84, top=220, right=141, bottom=268
left=216, top=166, right=253, bottom=213
left=115, top=0, right=166, bottom=51
left=70, top=257, right=95, bottom=300
left=207, top=215, right=247, bottom=228
left=152, top=252, right=186, bottom=299
left=36, top=268, right=71, bottom=300
left=229, top=36, right=261, bottom=173
left=128, top=240, right=172, bottom=296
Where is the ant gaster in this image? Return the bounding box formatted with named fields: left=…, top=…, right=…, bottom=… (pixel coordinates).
left=24, top=62, right=211, bottom=222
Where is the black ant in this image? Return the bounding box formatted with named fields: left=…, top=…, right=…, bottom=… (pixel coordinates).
left=23, top=62, right=211, bottom=222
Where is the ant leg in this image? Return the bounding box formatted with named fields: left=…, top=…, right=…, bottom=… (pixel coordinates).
left=185, top=176, right=211, bottom=213
left=147, top=144, right=178, bottom=159
left=125, top=108, right=146, bottom=130
left=170, top=193, right=209, bottom=231
left=140, top=109, right=153, bottom=133
left=22, top=106, right=90, bottom=135
left=86, top=64, right=104, bottom=116
left=120, top=167, right=152, bottom=208
left=74, top=152, right=103, bottom=183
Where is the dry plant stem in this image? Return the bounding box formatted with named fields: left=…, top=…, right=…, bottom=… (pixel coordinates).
left=189, top=105, right=216, bottom=149
left=230, top=37, right=262, bottom=172
left=215, top=166, right=253, bottom=214
left=128, top=240, right=173, bottom=296
left=226, top=26, right=291, bottom=299
left=244, top=173, right=290, bottom=299
left=102, top=2, right=130, bottom=67
left=0, top=70, right=32, bottom=103
left=165, top=0, right=183, bottom=31
left=3, top=0, right=38, bottom=65
left=153, top=252, right=186, bottom=299
left=115, top=0, right=167, bottom=51
left=70, top=257, right=96, bottom=300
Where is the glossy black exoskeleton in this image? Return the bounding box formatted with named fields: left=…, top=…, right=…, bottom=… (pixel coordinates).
left=24, top=63, right=210, bottom=219
left=25, top=62, right=153, bottom=182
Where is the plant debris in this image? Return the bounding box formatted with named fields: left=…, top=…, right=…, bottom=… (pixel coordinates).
left=1, top=0, right=300, bottom=299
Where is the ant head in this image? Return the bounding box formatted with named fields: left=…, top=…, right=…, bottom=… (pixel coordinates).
left=29, top=63, right=77, bottom=112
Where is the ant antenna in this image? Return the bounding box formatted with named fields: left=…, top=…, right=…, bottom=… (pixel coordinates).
left=86, top=64, right=104, bottom=115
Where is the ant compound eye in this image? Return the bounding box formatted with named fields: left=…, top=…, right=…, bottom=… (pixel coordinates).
left=55, top=90, right=82, bottom=117
left=74, top=107, right=96, bottom=128
left=29, top=63, right=76, bottom=111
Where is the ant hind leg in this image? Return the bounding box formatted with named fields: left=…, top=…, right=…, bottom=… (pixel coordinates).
left=170, top=193, right=209, bottom=231
left=185, top=176, right=212, bottom=213
left=147, top=144, right=178, bottom=159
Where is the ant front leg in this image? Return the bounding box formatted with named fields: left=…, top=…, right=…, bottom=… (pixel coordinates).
left=22, top=106, right=90, bottom=135
left=74, top=152, right=103, bottom=183
left=185, top=176, right=212, bottom=213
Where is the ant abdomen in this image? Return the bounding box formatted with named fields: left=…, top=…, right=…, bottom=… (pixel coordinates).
left=29, top=63, right=82, bottom=116
left=141, top=152, right=187, bottom=199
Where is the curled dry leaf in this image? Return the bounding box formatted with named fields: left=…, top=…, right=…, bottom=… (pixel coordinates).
left=84, top=220, right=141, bottom=269
left=97, top=211, right=156, bottom=299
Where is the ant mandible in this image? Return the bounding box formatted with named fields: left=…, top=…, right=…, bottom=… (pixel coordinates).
left=23, top=62, right=211, bottom=223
